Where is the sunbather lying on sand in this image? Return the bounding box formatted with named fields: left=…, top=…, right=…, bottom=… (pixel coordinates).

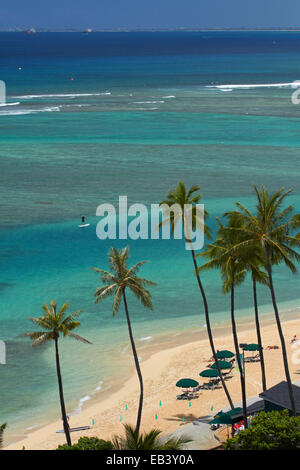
left=266, top=345, right=279, bottom=349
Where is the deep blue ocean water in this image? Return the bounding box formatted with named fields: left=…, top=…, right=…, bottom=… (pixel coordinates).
left=0, top=31, right=300, bottom=440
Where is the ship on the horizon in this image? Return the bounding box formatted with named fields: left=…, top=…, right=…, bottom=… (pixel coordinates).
left=84, top=28, right=92, bottom=33
left=23, top=28, right=36, bottom=34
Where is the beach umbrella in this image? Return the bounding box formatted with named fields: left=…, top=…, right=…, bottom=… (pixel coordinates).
left=210, top=407, right=243, bottom=425
left=176, top=378, right=199, bottom=388
left=214, top=407, right=243, bottom=418
left=209, top=412, right=233, bottom=425
left=210, top=360, right=232, bottom=370
left=216, top=350, right=235, bottom=359
left=243, top=343, right=259, bottom=351
left=199, top=369, right=220, bottom=378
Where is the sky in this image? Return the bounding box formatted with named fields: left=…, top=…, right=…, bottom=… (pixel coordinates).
left=1, top=0, right=300, bottom=30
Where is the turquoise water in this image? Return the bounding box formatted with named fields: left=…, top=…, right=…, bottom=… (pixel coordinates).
left=0, top=31, right=300, bottom=440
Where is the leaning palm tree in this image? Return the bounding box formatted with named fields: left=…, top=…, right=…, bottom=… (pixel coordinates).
left=160, top=181, right=234, bottom=409
left=0, top=423, right=7, bottom=449
left=112, top=423, right=191, bottom=450
left=198, top=218, right=248, bottom=427
left=91, top=247, right=155, bottom=436
left=225, top=186, right=300, bottom=415
left=226, top=215, right=269, bottom=392
left=248, top=256, right=269, bottom=392
left=26, top=300, right=91, bottom=446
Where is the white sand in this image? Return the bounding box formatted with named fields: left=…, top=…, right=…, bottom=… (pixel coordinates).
left=4, top=314, right=300, bottom=450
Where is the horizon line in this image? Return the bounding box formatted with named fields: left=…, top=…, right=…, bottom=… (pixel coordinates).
left=2, top=27, right=300, bottom=33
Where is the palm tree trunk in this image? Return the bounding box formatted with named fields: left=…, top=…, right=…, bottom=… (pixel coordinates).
left=191, top=248, right=234, bottom=409
left=230, top=283, right=248, bottom=428
left=54, top=336, right=71, bottom=446
left=122, top=288, right=144, bottom=436
left=265, top=247, right=296, bottom=416
left=252, top=277, right=267, bottom=391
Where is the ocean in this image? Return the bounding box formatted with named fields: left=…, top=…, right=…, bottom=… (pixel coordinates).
left=0, top=31, right=300, bottom=441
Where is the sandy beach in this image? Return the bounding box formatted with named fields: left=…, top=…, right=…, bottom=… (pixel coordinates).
left=4, top=310, right=300, bottom=450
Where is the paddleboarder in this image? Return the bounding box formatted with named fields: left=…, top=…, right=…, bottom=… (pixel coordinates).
left=78, top=215, right=90, bottom=228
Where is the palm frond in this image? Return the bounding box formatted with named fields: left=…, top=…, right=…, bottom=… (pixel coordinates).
left=94, top=284, right=117, bottom=302
left=92, top=246, right=155, bottom=317
left=25, top=331, right=53, bottom=346
left=66, top=332, right=92, bottom=344
left=26, top=301, right=90, bottom=347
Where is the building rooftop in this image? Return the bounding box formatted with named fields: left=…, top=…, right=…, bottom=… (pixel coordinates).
left=259, top=381, right=300, bottom=413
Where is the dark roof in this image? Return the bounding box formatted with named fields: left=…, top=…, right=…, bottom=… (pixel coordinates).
left=223, top=399, right=264, bottom=420
left=259, top=381, right=300, bottom=413
left=245, top=399, right=265, bottom=415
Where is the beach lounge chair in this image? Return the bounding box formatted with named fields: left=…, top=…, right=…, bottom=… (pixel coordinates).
left=208, top=383, right=218, bottom=390
left=203, top=382, right=218, bottom=391
left=223, top=367, right=234, bottom=378
left=192, top=385, right=202, bottom=392
left=252, top=353, right=261, bottom=362
left=177, top=391, right=199, bottom=400
left=244, top=356, right=253, bottom=363
left=244, top=353, right=260, bottom=363
left=177, top=392, right=190, bottom=400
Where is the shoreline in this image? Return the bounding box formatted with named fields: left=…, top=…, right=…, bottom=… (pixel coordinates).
left=4, top=307, right=300, bottom=450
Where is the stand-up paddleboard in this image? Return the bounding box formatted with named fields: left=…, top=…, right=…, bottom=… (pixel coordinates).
left=78, top=223, right=90, bottom=228
left=56, top=425, right=92, bottom=433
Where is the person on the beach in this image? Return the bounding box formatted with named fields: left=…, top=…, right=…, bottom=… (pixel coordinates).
left=290, top=335, right=297, bottom=344
left=81, top=216, right=85, bottom=225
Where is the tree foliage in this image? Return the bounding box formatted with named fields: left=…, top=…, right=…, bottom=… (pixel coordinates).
left=57, top=436, right=113, bottom=450
left=91, top=246, right=155, bottom=316
left=111, top=423, right=190, bottom=450
left=0, top=423, right=7, bottom=449
left=224, top=410, right=300, bottom=450
left=26, top=300, right=91, bottom=346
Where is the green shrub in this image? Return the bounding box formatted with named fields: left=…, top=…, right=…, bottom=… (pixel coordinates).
left=224, top=410, right=300, bottom=450
left=111, top=424, right=191, bottom=450
left=57, top=436, right=113, bottom=450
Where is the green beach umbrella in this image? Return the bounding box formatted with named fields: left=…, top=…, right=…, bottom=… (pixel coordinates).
left=243, top=343, right=259, bottom=351
left=210, top=360, right=232, bottom=370
left=214, top=407, right=243, bottom=418
left=199, top=369, right=220, bottom=378
left=209, top=412, right=233, bottom=425
left=216, top=350, right=235, bottom=359
left=176, top=378, right=199, bottom=388
left=210, top=407, right=243, bottom=425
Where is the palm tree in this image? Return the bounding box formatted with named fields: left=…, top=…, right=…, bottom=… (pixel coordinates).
left=91, top=247, right=155, bottom=436
left=160, top=181, right=234, bottom=409
left=225, top=186, right=300, bottom=415
left=0, top=423, right=6, bottom=449
left=248, top=258, right=269, bottom=392
left=225, top=215, right=269, bottom=392
left=198, top=218, right=248, bottom=426
left=112, top=423, right=191, bottom=450
left=26, top=300, right=91, bottom=446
